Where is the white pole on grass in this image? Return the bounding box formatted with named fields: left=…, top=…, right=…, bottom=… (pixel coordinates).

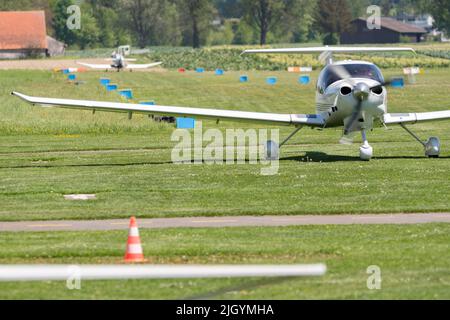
left=0, top=264, right=326, bottom=281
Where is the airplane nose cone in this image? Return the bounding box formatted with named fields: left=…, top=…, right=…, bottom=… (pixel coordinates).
left=353, top=82, right=370, bottom=101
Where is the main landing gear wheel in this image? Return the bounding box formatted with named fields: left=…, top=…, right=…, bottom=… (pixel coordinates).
left=400, top=124, right=441, bottom=158
left=425, top=137, right=440, bottom=158
left=264, top=140, right=279, bottom=161
left=263, top=126, right=303, bottom=161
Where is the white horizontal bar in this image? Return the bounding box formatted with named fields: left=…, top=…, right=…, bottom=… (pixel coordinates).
left=0, top=264, right=326, bottom=281
left=243, top=47, right=415, bottom=54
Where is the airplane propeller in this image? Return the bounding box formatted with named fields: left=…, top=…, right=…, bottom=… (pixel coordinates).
left=330, top=65, right=405, bottom=144
left=342, top=83, right=368, bottom=134
left=342, top=79, right=403, bottom=140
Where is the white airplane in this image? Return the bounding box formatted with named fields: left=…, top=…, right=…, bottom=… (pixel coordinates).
left=12, top=47, right=450, bottom=160
left=77, top=51, right=162, bottom=72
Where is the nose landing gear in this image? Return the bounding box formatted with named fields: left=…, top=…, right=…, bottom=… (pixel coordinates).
left=360, top=129, right=373, bottom=161
left=400, top=123, right=441, bottom=158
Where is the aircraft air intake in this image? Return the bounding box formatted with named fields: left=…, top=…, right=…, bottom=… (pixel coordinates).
left=340, top=86, right=352, bottom=96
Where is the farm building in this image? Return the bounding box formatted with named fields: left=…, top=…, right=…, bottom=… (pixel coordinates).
left=0, top=11, right=65, bottom=59
left=46, top=36, right=66, bottom=57
left=341, top=17, right=427, bottom=44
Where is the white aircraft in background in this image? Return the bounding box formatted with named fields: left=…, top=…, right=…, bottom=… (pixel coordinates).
left=77, top=50, right=162, bottom=72
left=13, top=47, right=450, bottom=160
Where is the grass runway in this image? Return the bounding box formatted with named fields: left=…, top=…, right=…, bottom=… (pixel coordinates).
left=0, top=69, right=449, bottom=221
left=0, top=66, right=449, bottom=299
left=0, top=224, right=448, bottom=299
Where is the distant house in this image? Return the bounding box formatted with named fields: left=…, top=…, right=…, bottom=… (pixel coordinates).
left=397, top=14, right=448, bottom=42
left=341, top=17, right=427, bottom=44
left=46, top=36, right=66, bottom=57
left=0, top=11, right=65, bottom=59
left=397, top=13, right=434, bottom=33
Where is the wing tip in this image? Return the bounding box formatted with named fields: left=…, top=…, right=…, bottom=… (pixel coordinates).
left=11, top=91, right=25, bottom=98
left=11, top=91, right=29, bottom=101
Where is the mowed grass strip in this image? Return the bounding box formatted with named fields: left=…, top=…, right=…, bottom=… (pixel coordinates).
left=0, top=69, right=449, bottom=221
left=0, top=224, right=448, bottom=299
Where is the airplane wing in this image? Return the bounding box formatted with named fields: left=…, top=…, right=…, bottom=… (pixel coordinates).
left=105, top=58, right=137, bottom=62
left=77, top=62, right=113, bottom=70
left=242, top=46, right=415, bottom=54
left=126, top=62, right=163, bottom=69
left=383, top=111, right=450, bottom=124
left=11, top=91, right=325, bottom=127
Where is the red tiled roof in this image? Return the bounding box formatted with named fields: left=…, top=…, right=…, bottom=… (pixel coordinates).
left=356, top=17, right=427, bottom=33
left=0, top=11, right=48, bottom=50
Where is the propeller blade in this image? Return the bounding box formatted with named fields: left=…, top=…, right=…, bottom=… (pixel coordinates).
left=329, top=65, right=356, bottom=87
left=343, top=99, right=364, bottom=135
left=370, top=77, right=405, bottom=92
left=332, top=68, right=404, bottom=144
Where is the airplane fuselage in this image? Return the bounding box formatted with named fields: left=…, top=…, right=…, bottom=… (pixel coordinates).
left=111, top=53, right=126, bottom=70
left=315, top=61, right=387, bottom=131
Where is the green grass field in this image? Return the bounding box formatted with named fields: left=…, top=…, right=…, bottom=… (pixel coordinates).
left=0, top=68, right=449, bottom=221
left=0, top=224, right=448, bottom=299
left=0, top=59, right=449, bottom=300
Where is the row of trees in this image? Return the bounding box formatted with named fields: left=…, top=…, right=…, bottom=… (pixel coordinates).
left=0, top=0, right=448, bottom=49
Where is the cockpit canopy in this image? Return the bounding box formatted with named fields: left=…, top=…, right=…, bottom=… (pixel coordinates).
left=317, top=63, right=384, bottom=91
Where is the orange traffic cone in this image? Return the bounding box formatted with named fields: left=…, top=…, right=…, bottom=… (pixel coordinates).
left=124, top=216, right=146, bottom=263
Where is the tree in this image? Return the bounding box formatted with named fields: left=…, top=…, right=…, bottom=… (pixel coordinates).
left=0, top=0, right=48, bottom=10
left=154, top=1, right=183, bottom=46
left=379, top=0, right=394, bottom=16
left=283, top=0, right=317, bottom=43
left=315, top=0, right=352, bottom=45
left=214, top=0, right=244, bottom=18
left=51, top=0, right=77, bottom=46
left=73, top=3, right=100, bottom=49
left=207, top=19, right=235, bottom=45
left=177, top=0, right=214, bottom=48
left=120, top=0, right=182, bottom=48
left=232, top=20, right=257, bottom=44
left=119, top=0, right=162, bottom=48
left=421, top=0, right=450, bottom=35
left=51, top=0, right=100, bottom=49
left=88, top=0, right=122, bottom=47
left=346, top=0, right=371, bottom=18
left=242, top=0, right=286, bottom=45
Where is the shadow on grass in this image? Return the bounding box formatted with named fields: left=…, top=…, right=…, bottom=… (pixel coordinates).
left=0, top=161, right=174, bottom=169
left=281, top=151, right=450, bottom=163
left=183, top=277, right=295, bottom=300
left=281, top=151, right=359, bottom=163
left=1, top=159, right=268, bottom=169
left=3, top=152, right=449, bottom=168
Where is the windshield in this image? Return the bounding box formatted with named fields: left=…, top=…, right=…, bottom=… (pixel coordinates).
left=318, top=64, right=384, bottom=89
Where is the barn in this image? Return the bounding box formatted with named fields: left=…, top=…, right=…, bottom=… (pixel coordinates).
left=341, top=17, right=427, bottom=44
left=0, top=11, right=65, bottom=59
